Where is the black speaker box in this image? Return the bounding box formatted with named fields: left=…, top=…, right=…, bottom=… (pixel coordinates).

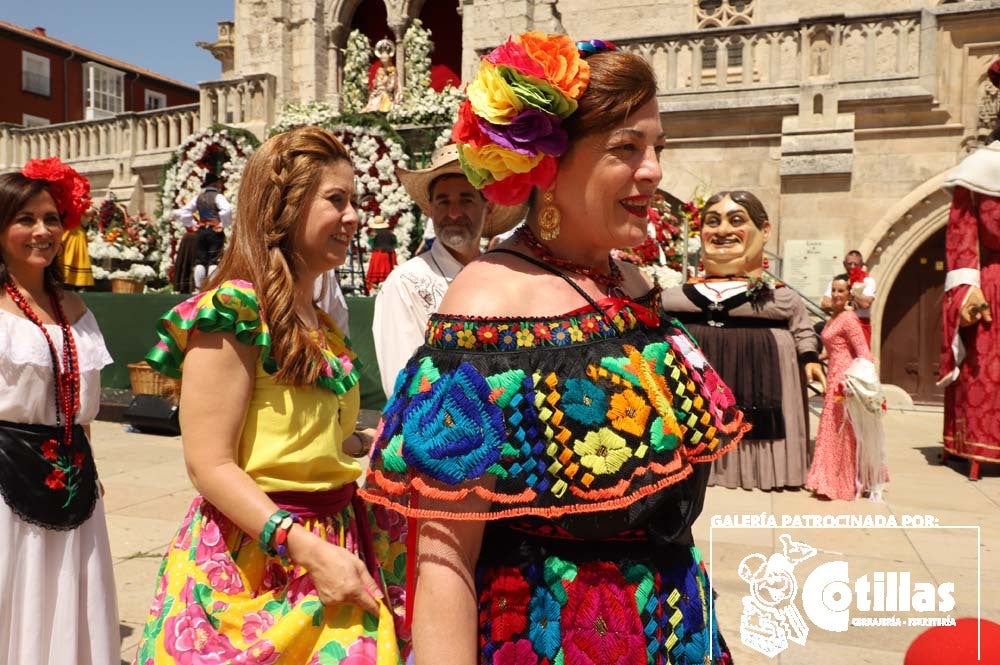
left=122, top=395, right=180, bottom=436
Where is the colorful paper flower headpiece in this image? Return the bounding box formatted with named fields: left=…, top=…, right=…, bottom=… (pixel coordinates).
left=20, top=157, right=91, bottom=230
left=453, top=32, right=603, bottom=206
left=576, top=39, right=617, bottom=58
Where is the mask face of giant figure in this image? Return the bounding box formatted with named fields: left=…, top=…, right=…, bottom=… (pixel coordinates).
left=700, top=195, right=771, bottom=277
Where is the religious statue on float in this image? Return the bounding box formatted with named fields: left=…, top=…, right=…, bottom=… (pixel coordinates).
left=362, top=38, right=400, bottom=114
left=661, top=190, right=825, bottom=491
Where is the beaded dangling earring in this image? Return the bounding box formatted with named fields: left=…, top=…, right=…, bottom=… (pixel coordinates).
left=763, top=256, right=770, bottom=270
left=538, top=190, right=561, bottom=241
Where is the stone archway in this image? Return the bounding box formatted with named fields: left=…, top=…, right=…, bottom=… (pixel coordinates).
left=861, top=169, right=953, bottom=365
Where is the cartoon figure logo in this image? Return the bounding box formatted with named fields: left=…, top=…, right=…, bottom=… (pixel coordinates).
left=737, top=534, right=817, bottom=657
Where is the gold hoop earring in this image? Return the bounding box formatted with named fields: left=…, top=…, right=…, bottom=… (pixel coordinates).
left=538, top=190, right=561, bottom=241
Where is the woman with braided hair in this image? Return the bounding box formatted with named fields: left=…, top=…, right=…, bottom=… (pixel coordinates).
left=132, top=126, right=405, bottom=664
left=362, top=34, right=743, bottom=665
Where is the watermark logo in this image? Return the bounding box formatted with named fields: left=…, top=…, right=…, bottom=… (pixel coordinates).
left=737, top=534, right=816, bottom=657
left=730, top=527, right=963, bottom=659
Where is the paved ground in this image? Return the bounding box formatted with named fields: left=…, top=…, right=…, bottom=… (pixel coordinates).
left=97, top=407, right=999, bottom=665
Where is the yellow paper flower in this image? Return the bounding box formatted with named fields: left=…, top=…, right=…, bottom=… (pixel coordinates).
left=459, top=143, right=543, bottom=182
left=573, top=429, right=633, bottom=475
left=467, top=61, right=524, bottom=124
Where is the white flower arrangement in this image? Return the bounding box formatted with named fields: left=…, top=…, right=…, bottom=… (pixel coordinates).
left=341, top=30, right=372, bottom=114
left=157, top=126, right=257, bottom=280
left=401, top=19, right=432, bottom=94
left=91, top=265, right=110, bottom=281
left=646, top=265, right=685, bottom=289
left=109, top=264, right=157, bottom=282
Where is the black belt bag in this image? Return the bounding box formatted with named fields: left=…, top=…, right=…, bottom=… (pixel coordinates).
left=0, top=421, right=99, bottom=530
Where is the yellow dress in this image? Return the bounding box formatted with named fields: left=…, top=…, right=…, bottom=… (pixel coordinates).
left=61, top=226, right=94, bottom=287
left=133, top=280, right=406, bottom=665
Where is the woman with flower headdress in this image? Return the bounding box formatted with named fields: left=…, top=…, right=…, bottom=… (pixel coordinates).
left=131, top=126, right=405, bottom=664
left=662, top=191, right=826, bottom=491
left=0, top=159, right=119, bottom=662
left=362, top=33, right=745, bottom=665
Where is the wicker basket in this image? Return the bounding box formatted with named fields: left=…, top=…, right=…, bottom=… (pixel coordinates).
left=128, top=361, right=178, bottom=397
left=111, top=277, right=145, bottom=294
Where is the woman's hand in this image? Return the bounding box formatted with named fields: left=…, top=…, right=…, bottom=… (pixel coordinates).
left=288, top=525, right=383, bottom=615
left=960, top=287, right=992, bottom=327
left=342, top=427, right=376, bottom=458
left=806, top=362, right=827, bottom=392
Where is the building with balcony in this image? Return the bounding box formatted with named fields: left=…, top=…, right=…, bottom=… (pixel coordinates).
left=0, top=20, right=198, bottom=126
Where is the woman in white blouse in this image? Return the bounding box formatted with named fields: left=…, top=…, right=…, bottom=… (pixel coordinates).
left=0, top=163, right=118, bottom=664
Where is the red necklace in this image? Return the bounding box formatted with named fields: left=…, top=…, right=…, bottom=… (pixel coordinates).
left=4, top=281, right=80, bottom=446
left=516, top=226, right=624, bottom=293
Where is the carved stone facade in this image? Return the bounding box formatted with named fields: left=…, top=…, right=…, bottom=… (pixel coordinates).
left=459, top=0, right=1000, bottom=368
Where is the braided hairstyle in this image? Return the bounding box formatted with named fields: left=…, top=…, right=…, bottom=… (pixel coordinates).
left=206, top=126, right=352, bottom=386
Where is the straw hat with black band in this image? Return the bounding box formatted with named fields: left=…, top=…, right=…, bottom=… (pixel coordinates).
left=396, top=144, right=526, bottom=238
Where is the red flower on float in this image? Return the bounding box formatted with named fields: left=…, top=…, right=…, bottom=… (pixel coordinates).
left=560, top=563, right=645, bottom=665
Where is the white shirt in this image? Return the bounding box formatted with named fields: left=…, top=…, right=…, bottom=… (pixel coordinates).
left=372, top=240, right=464, bottom=397
left=422, top=219, right=436, bottom=240
left=314, top=270, right=350, bottom=335
left=0, top=309, right=112, bottom=425
left=824, top=275, right=876, bottom=319
left=174, top=191, right=233, bottom=229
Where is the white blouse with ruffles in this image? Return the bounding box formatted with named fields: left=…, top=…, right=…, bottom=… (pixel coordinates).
left=0, top=308, right=112, bottom=425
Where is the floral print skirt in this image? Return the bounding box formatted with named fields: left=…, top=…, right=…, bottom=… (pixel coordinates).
left=476, top=544, right=732, bottom=665
left=132, top=495, right=406, bottom=665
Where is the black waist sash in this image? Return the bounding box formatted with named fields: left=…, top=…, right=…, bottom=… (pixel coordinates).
left=0, top=421, right=99, bottom=530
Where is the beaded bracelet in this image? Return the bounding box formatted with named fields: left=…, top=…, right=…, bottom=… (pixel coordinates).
left=257, top=509, right=294, bottom=556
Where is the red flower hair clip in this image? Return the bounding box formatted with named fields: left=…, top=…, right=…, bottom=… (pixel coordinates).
left=21, top=157, right=91, bottom=230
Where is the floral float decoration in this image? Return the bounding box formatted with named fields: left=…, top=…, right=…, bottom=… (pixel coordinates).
left=87, top=193, right=162, bottom=283
left=156, top=125, right=259, bottom=282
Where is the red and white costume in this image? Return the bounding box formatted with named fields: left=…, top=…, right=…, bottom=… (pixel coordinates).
left=938, top=140, right=1000, bottom=478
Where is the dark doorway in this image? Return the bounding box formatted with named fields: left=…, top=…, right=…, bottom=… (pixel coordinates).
left=880, top=228, right=946, bottom=404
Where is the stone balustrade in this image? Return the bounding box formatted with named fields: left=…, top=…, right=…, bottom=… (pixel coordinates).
left=0, top=104, right=200, bottom=174
left=616, top=11, right=926, bottom=109
left=199, top=72, right=276, bottom=138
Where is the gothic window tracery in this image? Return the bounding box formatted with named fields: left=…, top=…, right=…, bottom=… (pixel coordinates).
left=696, top=1, right=754, bottom=82
left=697, top=0, right=755, bottom=29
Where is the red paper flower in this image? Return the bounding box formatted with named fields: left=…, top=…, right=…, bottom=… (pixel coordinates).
left=481, top=155, right=557, bottom=206
left=45, top=468, right=67, bottom=490
left=848, top=266, right=868, bottom=286
left=21, top=157, right=91, bottom=230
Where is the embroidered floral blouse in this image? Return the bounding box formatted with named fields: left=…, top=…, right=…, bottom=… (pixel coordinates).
left=361, top=289, right=748, bottom=538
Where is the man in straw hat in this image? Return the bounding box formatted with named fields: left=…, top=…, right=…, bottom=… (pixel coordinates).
left=372, top=143, right=524, bottom=397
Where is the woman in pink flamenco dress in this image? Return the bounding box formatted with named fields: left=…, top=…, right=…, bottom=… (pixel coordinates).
left=807, top=274, right=874, bottom=500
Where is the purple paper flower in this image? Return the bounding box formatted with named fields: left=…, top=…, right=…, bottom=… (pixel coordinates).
left=480, top=109, right=568, bottom=157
